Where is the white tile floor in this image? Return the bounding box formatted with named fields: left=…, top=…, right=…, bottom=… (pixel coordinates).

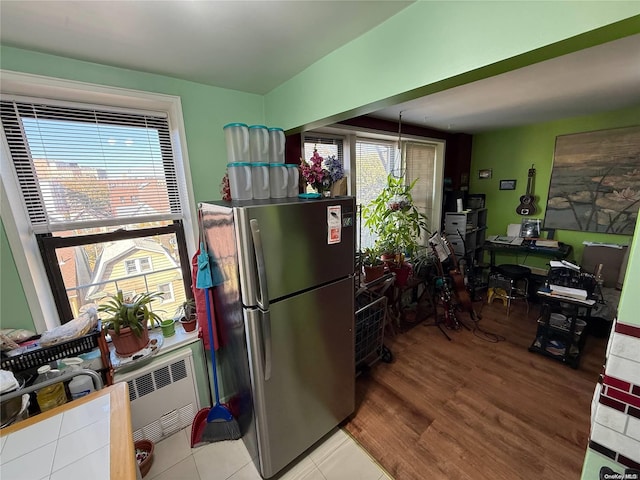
left=145, top=427, right=392, bottom=480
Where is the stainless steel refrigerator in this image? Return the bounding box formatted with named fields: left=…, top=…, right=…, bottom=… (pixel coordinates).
left=199, top=196, right=356, bottom=478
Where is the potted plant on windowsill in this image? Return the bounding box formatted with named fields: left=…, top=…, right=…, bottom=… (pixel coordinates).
left=362, top=174, right=429, bottom=286
left=361, top=247, right=386, bottom=283
left=98, top=290, right=164, bottom=356
left=176, top=298, right=197, bottom=332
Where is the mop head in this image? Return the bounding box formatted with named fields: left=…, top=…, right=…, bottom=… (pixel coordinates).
left=201, top=417, right=241, bottom=443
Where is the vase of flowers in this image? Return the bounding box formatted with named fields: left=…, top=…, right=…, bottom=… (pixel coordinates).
left=299, top=149, right=345, bottom=197
left=325, top=155, right=346, bottom=196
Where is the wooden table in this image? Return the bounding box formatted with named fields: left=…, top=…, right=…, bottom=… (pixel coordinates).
left=0, top=382, right=136, bottom=479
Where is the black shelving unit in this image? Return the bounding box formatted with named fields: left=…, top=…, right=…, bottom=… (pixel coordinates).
left=529, top=292, right=594, bottom=369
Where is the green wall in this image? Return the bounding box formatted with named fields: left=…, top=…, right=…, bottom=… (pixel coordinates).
left=470, top=104, right=640, bottom=268
left=0, top=220, right=31, bottom=331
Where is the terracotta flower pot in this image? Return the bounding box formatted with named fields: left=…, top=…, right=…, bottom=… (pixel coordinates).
left=180, top=315, right=197, bottom=332
left=363, top=264, right=385, bottom=283
left=109, top=325, right=150, bottom=356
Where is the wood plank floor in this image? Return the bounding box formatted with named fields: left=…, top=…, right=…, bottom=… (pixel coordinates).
left=344, top=298, right=607, bottom=480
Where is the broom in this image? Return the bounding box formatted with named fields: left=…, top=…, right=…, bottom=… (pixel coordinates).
left=191, top=234, right=240, bottom=445
left=199, top=286, right=241, bottom=443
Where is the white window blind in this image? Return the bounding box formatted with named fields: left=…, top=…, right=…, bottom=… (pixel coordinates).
left=405, top=141, right=437, bottom=241
left=303, top=135, right=344, bottom=164
left=1, top=99, right=182, bottom=234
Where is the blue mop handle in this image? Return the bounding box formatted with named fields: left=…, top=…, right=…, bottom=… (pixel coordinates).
left=205, top=287, right=221, bottom=405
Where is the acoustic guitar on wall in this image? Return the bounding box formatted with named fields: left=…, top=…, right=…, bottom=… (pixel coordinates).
left=516, top=165, right=537, bottom=216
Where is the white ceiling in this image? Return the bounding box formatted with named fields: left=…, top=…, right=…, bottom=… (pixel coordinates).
left=0, top=0, right=412, bottom=94
left=369, top=33, right=640, bottom=133
left=1, top=1, right=639, bottom=134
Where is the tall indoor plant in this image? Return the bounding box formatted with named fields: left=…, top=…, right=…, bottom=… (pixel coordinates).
left=362, top=175, right=429, bottom=284
left=98, top=290, right=164, bottom=356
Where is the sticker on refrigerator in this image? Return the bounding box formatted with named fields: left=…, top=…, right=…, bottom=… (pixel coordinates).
left=327, top=205, right=342, bottom=244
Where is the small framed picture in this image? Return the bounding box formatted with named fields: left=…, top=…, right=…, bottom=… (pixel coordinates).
left=500, top=179, right=517, bottom=190
left=478, top=169, right=492, bottom=179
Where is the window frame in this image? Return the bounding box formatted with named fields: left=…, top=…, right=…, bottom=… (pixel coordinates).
left=0, top=70, right=197, bottom=332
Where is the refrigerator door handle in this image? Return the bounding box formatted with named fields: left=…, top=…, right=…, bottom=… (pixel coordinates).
left=250, top=218, right=270, bottom=310
left=262, top=310, right=272, bottom=381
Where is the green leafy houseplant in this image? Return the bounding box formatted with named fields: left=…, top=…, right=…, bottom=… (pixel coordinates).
left=360, top=247, right=386, bottom=283
left=99, top=290, right=164, bottom=336
left=361, top=247, right=384, bottom=267
left=98, top=290, right=164, bottom=355
left=362, top=174, right=429, bottom=263
left=173, top=298, right=196, bottom=321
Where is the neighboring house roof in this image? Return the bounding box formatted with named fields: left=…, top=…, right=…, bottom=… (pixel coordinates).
left=58, top=245, right=92, bottom=294
left=87, top=238, right=178, bottom=299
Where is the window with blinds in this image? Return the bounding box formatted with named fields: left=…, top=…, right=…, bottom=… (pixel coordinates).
left=1, top=98, right=191, bottom=324
left=302, top=135, right=344, bottom=165
left=1, top=100, right=181, bottom=234
left=405, top=141, right=438, bottom=241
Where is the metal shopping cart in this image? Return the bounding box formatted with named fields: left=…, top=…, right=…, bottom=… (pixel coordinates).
left=355, top=276, right=394, bottom=373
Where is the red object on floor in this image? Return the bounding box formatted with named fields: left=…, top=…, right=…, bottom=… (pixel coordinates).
left=190, top=407, right=210, bottom=448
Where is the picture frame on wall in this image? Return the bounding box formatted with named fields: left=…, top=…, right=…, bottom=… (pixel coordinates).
left=499, top=179, right=517, bottom=190
left=478, top=169, right=492, bottom=179
left=544, top=125, right=640, bottom=235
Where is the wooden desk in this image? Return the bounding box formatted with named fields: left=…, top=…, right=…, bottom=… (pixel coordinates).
left=483, top=240, right=572, bottom=267
left=0, top=382, right=136, bottom=479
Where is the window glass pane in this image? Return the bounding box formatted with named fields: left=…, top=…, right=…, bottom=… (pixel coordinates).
left=158, top=283, right=175, bottom=303
left=356, top=141, right=396, bottom=250
left=124, top=259, right=137, bottom=275
left=139, top=257, right=152, bottom=272
left=55, top=232, right=186, bottom=320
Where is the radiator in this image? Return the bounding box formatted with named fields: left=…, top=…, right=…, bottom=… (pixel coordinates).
left=114, top=347, right=200, bottom=444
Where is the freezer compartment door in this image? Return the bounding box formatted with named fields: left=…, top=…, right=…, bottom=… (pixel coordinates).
left=236, top=197, right=355, bottom=305
left=245, top=276, right=355, bottom=478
